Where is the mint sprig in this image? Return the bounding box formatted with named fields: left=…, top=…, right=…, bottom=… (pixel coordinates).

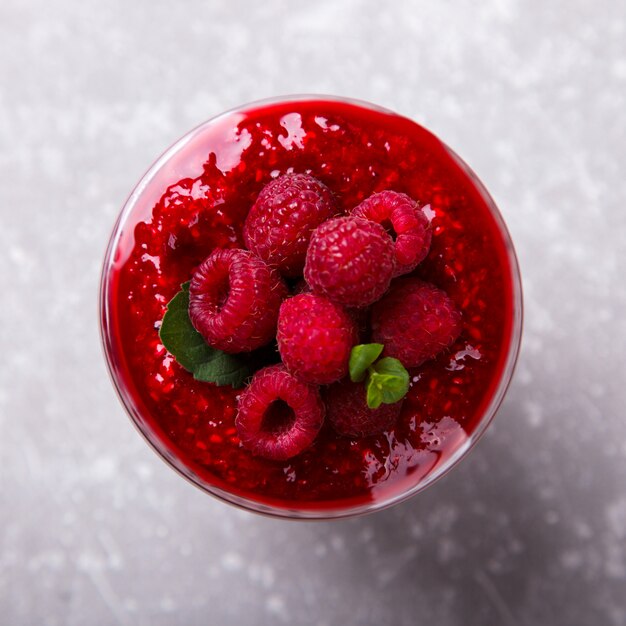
left=158, top=283, right=274, bottom=388
left=349, top=344, right=410, bottom=409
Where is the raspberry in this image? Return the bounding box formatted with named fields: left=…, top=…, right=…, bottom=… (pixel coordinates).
left=371, top=278, right=462, bottom=367
left=304, top=216, right=395, bottom=307
left=326, top=379, right=402, bottom=437
left=352, top=190, right=432, bottom=277
left=243, top=173, right=337, bottom=277
left=277, top=293, right=356, bottom=384
left=189, top=248, right=287, bottom=353
left=235, top=365, right=325, bottom=460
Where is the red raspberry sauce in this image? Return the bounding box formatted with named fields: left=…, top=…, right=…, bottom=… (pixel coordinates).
left=103, top=99, right=517, bottom=512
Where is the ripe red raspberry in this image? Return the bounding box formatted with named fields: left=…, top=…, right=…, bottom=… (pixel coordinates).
left=277, top=293, right=357, bottom=384
left=243, top=173, right=337, bottom=277
left=189, top=248, right=287, bottom=353
left=352, top=190, right=432, bottom=277
left=371, top=278, right=462, bottom=367
left=304, top=216, right=395, bottom=307
left=326, top=379, right=402, bottom=437
left=235, top=365, right=325, bottom=460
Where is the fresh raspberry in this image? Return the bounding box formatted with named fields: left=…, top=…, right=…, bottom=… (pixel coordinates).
left=326, top=379, right=402, bottom=437
left=352, top=190, right=432, bottom=277
left=235, top=365, right=325, bottom=460
left=304, top=216, right=395, bottom=307
left=371, top=278, right=462, bottom=367
left=277, top=293, right=357, bottom=384
left=243, top=173, right=337, bottom=277
left=189, top=248, right=287, bottom=353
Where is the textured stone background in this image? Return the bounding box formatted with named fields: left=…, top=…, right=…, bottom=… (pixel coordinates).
left=1, top=1, right=625, bottom=624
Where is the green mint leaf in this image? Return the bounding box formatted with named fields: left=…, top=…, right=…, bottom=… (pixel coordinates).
left=372, top=357, right=410, bottom=380
left=368, top=373, right=408, bottom=405
left=158, top=284, right=277, bottom=388
left=159, top=286, right=216, bottom=372
left=366, top=377, right=384, bottom=409
left=349, top=343, right=384, bottom=382
left=193, top=351, right=252, bottom=388
left=365, top=357, right=410, bottom=409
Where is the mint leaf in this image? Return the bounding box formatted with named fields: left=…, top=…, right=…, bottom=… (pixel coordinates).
left=159, top=284, right=276, bottom=388
left=366, top=375, right=385, bottom=409
left=368, top=373, right=407, bottom=406
left=373, top=357, right=410, bottom=380
left=365, top=357, right=410, bottom=409
left=159, top=284, right=216, bottom=372
left=349, top=343, right=384, bottom=382
left=193, top=352, right=251, bottom=388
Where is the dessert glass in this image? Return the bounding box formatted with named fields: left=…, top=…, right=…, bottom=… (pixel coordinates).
left=100, top=95, right=523, bottom=519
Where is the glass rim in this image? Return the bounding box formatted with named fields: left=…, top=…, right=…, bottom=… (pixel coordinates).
left=99, top=94, right=524, bottom=521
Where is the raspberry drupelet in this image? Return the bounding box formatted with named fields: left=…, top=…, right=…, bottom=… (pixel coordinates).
left=189, top=248, right=287, bottom=353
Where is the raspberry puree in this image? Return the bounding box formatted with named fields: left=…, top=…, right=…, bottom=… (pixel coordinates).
left=102, top=98, right=518, bottom=513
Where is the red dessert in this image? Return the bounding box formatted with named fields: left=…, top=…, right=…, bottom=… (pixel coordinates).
left=101, top=97, right=520, bottom=516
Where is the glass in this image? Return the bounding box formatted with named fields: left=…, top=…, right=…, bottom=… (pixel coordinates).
left=100, top=95, right=523, bottom=519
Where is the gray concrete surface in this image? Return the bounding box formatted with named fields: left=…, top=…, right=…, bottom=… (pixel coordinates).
left=1, top=1, right=625, bottom=624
